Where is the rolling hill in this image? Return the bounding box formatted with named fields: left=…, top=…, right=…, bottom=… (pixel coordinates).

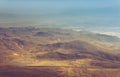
left=0, top=27, right=120, bottom=77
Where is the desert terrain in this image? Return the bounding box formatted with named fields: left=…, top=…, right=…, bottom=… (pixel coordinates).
left=0, top=27, right=120, bottom=77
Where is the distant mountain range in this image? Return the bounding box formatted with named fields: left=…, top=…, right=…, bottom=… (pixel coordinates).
left=0, top=27, right=120, bottom=68
left=0, top=27, right=120, bottom=77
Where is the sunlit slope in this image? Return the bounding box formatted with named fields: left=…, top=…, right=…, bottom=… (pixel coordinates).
left=0, top=27, right=120, bottom=68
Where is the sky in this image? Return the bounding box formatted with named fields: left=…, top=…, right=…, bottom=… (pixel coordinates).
left=0, top=0, right=120, bottom=37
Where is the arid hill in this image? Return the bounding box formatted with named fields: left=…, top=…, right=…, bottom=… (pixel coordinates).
left=0, top=27, right=120, bottom=77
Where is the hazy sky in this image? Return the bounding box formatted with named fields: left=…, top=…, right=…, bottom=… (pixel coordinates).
left=0, top=0, right=120, bottom=36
